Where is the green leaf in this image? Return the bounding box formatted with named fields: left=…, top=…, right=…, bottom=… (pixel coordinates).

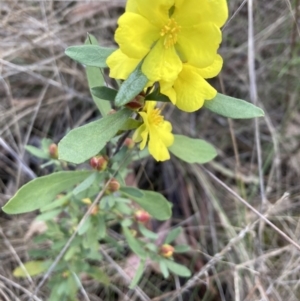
left=85, top=34, right=111, bottom=116
left=2, top=171, right=92, bottom=214
left=120, top=187, right=144, bottom=198
left=58, top=109, right=132, bottom=164
left=78, top=216, right=92, bottom=235
left=13, top=260, right=51, bottom=278
left=40, top=192, right=71, bottom=212
left=174, top=245, right=190, bottom=253
left=87, top=267, right=110, bottom=285
left=91, top=86, right=117, bottom=101
left=169, top=135, right=217, bottom=164
left=164, top=260, right=191, bottom=277
left=138, top=224, right=159, bottom=240
left=159, top=260, right=169, bottom=279
left=165, top=227, right=182, bottom=244
left=115, top=64, right=148, bottom=106
left=72, top=172, right=98, bottom=196
left=121, top=188, right=172, bottom=221
left=123, top=227, right=146, bottom=259
left=65, top=45, right=115, bottom=68
left=204, top=93, right=264, bottom=119
left=36, top=209, right=62, bottom=221
left=121, top=118, right=142, bottom=131
left=25, top=145, right=49, bottom=159
left=129, top=259, right=145, bottom=289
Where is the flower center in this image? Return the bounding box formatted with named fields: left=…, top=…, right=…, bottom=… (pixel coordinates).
left=160, top=18, right=181, bottom=49
left=149, top=108, right=164, bottom=126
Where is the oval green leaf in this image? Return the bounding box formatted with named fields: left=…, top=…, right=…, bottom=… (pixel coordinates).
left=65, top=45, right=115, bottom=68
left=121, top=188, right=172, bottom=221
left=169, top=135, right=217, bottom=164
left=120, top=187, right=144, bottom=198
left=2, top=171, right=93, bottom=214
left=13, top=260, right=51, bottom=278
left=204, top=93, right=264, bottom=119
left=58, top=109, right=131, bottom=164
left=123, top=227, right=147, bottom=259
left=85, top=34, right=111, bottom=116
left=91, top=86, right=117, bottom=101
left=164, top=260, right=191, bottom=277
left=115, top=64, right=148, bottom=106
left=165, top=227, right=182, bottom=244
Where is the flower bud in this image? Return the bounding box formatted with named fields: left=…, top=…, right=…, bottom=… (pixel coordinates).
left=106, top=178, right=120, bottom=193
left=160, top=244, right=174, bottom=258
left=125, top=94, right=144, bottom=110
left=89, top=156, right=108, bottom=171
left=90, top=205, right=99, bottom=216
left=49, top=143, right=58, bottom=159
left=123, top=137, right=135, bottom=149
left=134, top=210, right=151, bottom=223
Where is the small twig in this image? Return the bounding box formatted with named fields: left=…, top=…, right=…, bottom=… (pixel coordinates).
left=0, top=228, right=34, bottom=286
left=32, top=176, right=114, bottom=297
left=248, top=0, right=266, bottom=206
left=71, top=272, right=91, bottom=301
left=0, top=138, right=36, bottom=179
left=0, top=274, right=42, bottom=301
left=202, top=167, right=300, bottom=251
left=100, top=248, right=151, bottom=301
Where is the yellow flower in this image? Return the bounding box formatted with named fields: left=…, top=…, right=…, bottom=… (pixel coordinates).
left=107, top=50, right=223, bottom=112
left=160, top=55, right=223, bottom=112
left=133, top=101, right=174, bottom=161
left=107, top=0, right=228, bottom=83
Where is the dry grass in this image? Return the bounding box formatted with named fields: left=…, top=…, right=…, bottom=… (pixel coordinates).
left=1, top=0, right=300, bottom=300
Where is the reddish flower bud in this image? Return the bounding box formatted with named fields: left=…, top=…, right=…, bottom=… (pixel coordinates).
left=49, top=143, right=58, bottom=159
left=123, top=137, right=135, bottom=149
left=106, top=178, right=120, bottom=193
left=90, top=205, right=99, bottom=216
left=125, top=95, right=144, bottom=110
left=160, top=244, right=174, bottom=258
left=89, top=156, right=108, bottom=171
left=134, top=210, right=151, bottom=223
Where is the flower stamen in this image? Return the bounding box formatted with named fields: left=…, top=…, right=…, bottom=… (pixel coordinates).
left=160, top=18, right=181, bottom=49
left=149, top=108, right=164, bottom=126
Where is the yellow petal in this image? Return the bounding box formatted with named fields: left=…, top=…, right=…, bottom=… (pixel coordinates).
left=106, top=50, right=140, bottom=80
left=143, top=101, right=157, bottom=112
left=137, top=0, right=173, bottom=28
left=142, top=39, right=182, bottom=82
left=176, top=23, right=221, bottom=68
left=116, top=12, right=160, bottom=59
left=158, top=121, right=174, bottom=147
left=126, top=0, right=138, bottom=12
left=197, top=54, right=223, bottom=79
left=133, top=124, right=148, bottom=150
left=148, top=127, right=171, bottom=161
left=174, top=65, right=217, bottom=112
left=160, top=80, right=176, bottom=105
left=174, top=0, right=228, bottom=28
